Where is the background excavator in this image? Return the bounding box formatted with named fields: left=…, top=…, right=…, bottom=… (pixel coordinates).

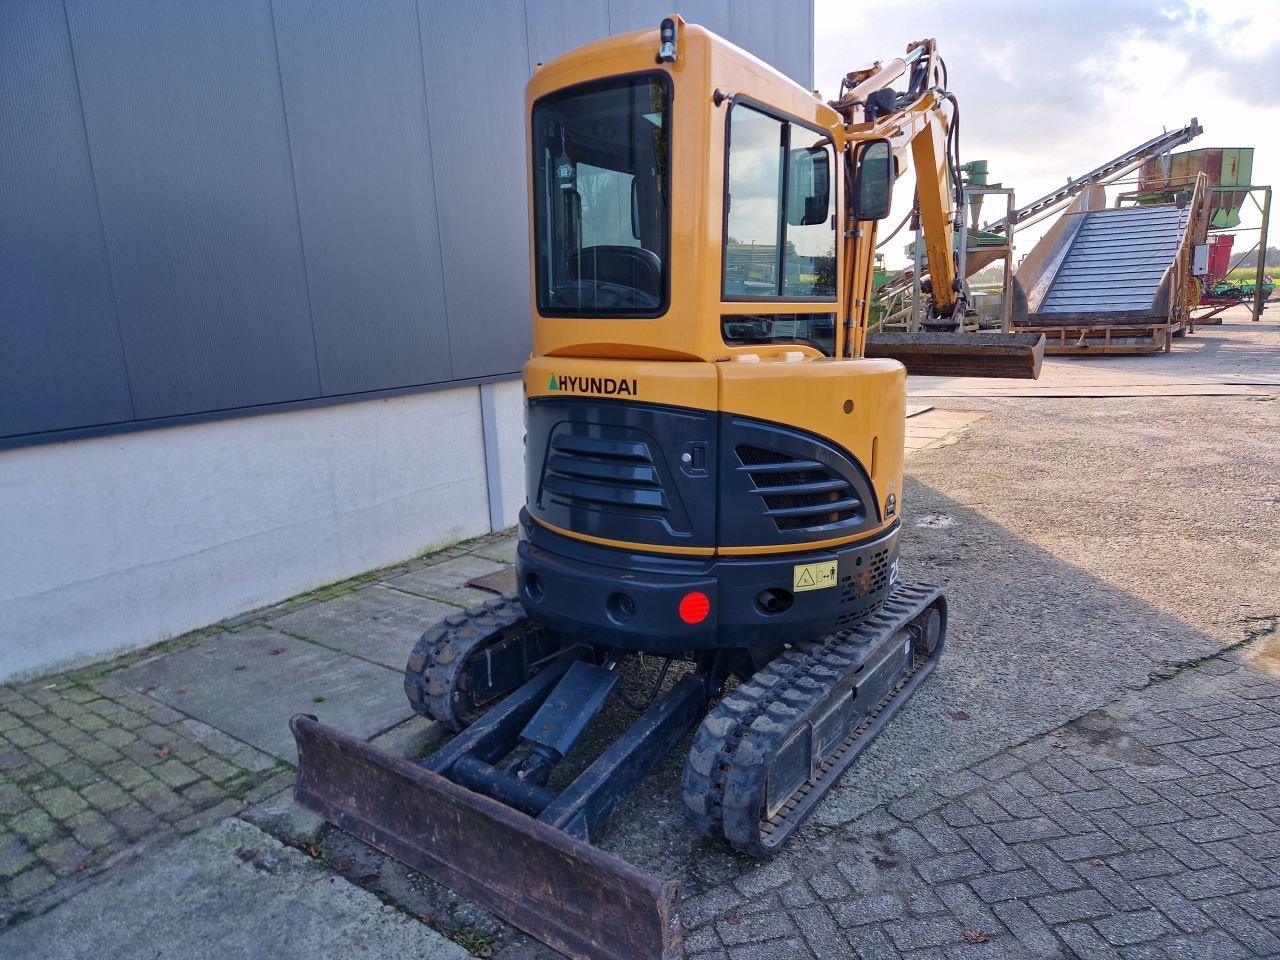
left=291, top=17, right=1042, bottom=960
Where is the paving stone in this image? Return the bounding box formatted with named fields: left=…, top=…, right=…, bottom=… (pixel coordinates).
left=1139, top=879, right=1214, bottom=940
left=151, top=759, right=202, bottom=789
left=830, top=894, right=905, bottom=927
left=1032, top=795, right=1103, bottom=836
left=933, top=882, right=1002, bottom=932
left=1232, top=831, right=1280, bottom=860
left=68, top=713, right=110, bottom=733
left=1201, top=897, right=1280, bottom=955
left=1107, top=849, right=1184, bottom=881
left=969, top=868, right=1050, bottom=904
left=1181, top=773, right=1248, bottom=797
left=5, top=865, right=56, bottom=899
left=973, top=754, right=1027, bottom=782
left=109, top=806, right=160, bottom=841
left=842, top=925, right=900, bottom=960
left=0, top=782, right=31, bottom=817
left=65, top=809, right=120, bottom=849
left=990, top=899, right=1063, bottom=956
left=806, top=868, right=852, bottom=902
left=1183, top=736, right=1246, bottom=758
left=58, top=760, right=102, bottom=788
left=681, top=887, right=746, bottom=929
left=1120, top=802, right=1187, bottom=827
left=959, top=826, right=1023, bottom=872
left=25, top=741, right=71, bottom=768
left=1090, top=909, right=1172, bottom=947
left=4, top=726, right=45, bottom=749
left=1174, top=816, right=1247, bottom=844
left=1072, top=860, right=1152, bottom=912
left=779, top=883, right=815, bottom=910
left=1056, top=919, right=1134, bottom=960
left=95, top=727, right=138, bottom=749
left=916, top=851, right=986, bottom=885
left=1029, top=889, right=1112, bottom=925
left=1088, top=777, right=1158, bottom=808
left=987, top=786, right=1041, bottom=820
left=734, top=859, right=794, bottom=898
left=715, top=911, right=797, bottom=946
left=915, top=815, right=969, bottom=855
left=1049, top=831, right=1124, bottom=862
left=33, top=785, right=88, bottom=820
left=1015, top=844, right=1085, bottom=893
left=172, top=798, right=245, bottom=835
left=683, top=924, right=723, bottom=953
left=889, top=793, right=947, bottom=822
left=1139, top=825, right=1221, bottom=870
left=1228, top=886, right=1280, bottom=921
left=35, top=837, right=92, bottom=877
left=726, top=938, right=807, bottom=960
left=0, top=835, right=35, bottom=880
left=1167, top=866, right=1252, bottom=901
left=883, top=917, right=963, bottom=951
left=962, top=795, right=1014, bottom=826
left=7, top=809, right=58, bottom=852
left=792, top=904, right=849, bottom=956
left=1160, top=930, right=1251, bottom=960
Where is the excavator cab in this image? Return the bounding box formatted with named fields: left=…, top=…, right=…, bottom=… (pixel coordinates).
left=291, top=19, right=1038, bottom=960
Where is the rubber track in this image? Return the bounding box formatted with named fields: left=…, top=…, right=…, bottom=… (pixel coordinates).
left=403, top=593, right=536, bottom=731
left=682, top=582, right=944, bottom=856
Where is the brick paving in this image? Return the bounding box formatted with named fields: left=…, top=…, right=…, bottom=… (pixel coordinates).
left=680, top=650, right=1280, bottom=960
left=3, top=521, right=1278, bottom=958
left=0, top=669, right=291, bottom=923
left=0, top=532, right=516, bottom=931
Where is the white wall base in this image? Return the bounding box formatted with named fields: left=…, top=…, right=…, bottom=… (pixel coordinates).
left=0, top=382, right=523, bottom=682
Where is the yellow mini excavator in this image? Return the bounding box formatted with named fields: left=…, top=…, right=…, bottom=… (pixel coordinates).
left=291, top=17, right=1042, bottom=960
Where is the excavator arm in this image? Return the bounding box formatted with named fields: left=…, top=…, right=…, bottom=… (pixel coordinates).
left=835, top=40, right=1043, bottom=377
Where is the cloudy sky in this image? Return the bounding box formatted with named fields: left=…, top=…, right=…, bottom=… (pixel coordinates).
left=813, top=0, right=1278, bottom=266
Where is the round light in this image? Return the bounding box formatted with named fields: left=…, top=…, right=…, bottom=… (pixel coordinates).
left=678, top=591, right=710, bottom=625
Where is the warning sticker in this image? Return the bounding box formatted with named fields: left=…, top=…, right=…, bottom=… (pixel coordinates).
left=792, top=560, right=839, bottom=593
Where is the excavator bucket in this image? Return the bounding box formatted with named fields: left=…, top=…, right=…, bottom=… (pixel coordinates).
left=290, top=715, right=682, bottom=960
left=865, top=331, right=1045, bottom=379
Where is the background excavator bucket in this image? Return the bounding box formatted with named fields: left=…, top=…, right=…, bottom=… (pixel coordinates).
left=865, top=332, right=1045, bottom=379
left=290, top=714, right=682, bottom=960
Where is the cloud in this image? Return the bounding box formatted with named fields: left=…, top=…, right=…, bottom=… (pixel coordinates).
left=814, top=0, right=1278, bottom=262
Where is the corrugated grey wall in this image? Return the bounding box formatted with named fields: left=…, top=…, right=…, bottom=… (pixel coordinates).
left=0, top=0, right=813, bottom=446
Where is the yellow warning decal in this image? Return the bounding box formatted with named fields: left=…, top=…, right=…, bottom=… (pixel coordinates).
left=792, top=560, right=839, bottom=593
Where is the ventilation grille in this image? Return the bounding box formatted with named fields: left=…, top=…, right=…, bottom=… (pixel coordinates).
left=736, top=445, right=862, bottom=533
left=833, top=547, right=892, bottom=627
left=542, top=433, right=668, bottom=512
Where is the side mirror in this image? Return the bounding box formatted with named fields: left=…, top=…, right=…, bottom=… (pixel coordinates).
left=787, top=147, right=830, bottom=226
left=851, top=139, right=894, bottom=220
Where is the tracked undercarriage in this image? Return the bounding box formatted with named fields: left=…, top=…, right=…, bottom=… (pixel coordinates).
left=292, top=580, right=945, bottom=959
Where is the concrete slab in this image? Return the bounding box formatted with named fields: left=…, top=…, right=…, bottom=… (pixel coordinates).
left=116, top=626, right=413, bottom=762
left=386, top=554, right=510, bottom=608
left=472, top=534, right=519, bottom=564
left=269, top=585, right=454, bottom=670
left=0, top=818, right=469, bottom=960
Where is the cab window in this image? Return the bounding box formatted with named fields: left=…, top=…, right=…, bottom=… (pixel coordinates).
left=723, top=103, right=836, bottom=302
left=532, top=74, right=670, bottom=317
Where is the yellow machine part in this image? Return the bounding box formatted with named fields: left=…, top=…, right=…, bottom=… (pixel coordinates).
left=524, top=353, right=905, bottom=556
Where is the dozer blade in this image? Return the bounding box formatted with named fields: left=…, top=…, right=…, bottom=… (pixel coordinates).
left=866, top=331, right=1045, bottom=379
left=290, top=714, right=682, bottom=960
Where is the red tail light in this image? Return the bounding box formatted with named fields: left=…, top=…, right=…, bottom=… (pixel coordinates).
left=678, top=591, right=710, bottom=625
